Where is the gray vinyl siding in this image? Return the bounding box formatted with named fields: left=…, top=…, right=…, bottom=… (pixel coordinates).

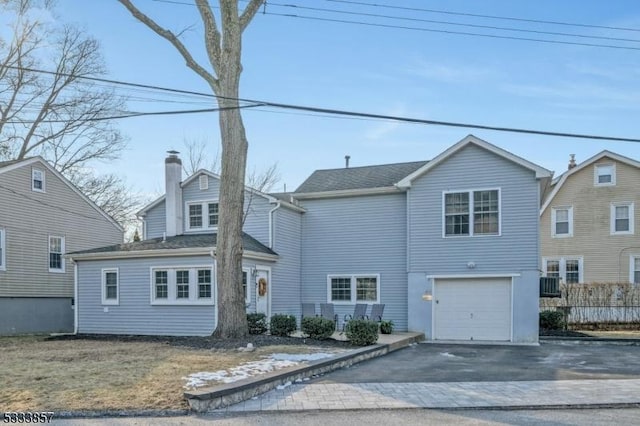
left=300, top=193, right=408, bottom=331
left=0, top=160, right=123, bottom=298
left=179, top=173, right=272, bottom=246
left=77, top=256, right=217, bottom=336
left=143, top=200, right=166, bottom=239
left=271, top=207, right=302, bottom=321
left=408, top=144, right=540, bottom=274
left=0, top=297, right=73, bottom=335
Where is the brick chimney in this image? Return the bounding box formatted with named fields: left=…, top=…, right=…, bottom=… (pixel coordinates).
left=165, top=150, right=183, bottom=237
left=568, top=154, right=577, bottom=170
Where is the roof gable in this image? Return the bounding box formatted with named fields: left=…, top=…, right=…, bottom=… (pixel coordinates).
left=541, top=150, right=640, bottom=214
left=397, top=135, right=551, bottom=188
left=0, top=157, right=123, bottom=232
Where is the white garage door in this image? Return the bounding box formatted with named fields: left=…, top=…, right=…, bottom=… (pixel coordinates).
left=433, top=278, right=512, bottom=342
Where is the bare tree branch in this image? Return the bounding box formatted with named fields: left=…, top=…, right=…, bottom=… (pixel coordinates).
left=194, top=0, right=222, bottom=76
left=239, top=0, right=265, bottom=33
left=117, top=0, right=220, bottom=93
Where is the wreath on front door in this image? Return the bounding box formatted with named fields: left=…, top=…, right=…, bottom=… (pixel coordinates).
left=258, top=277, right=268, bottom=296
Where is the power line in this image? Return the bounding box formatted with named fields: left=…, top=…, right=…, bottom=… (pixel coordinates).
left=267, top=2, right=640, bottom=44
left=265, top=12, right=640, bottom=51
left=324, top=0, right=640, bottom=33
left=5, top=64, right=640, bottom=144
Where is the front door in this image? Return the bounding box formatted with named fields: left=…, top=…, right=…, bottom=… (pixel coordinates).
left=255, top=267, right=270, bottom=318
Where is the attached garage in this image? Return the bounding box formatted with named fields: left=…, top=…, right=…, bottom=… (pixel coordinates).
left=433, top=277, right=512, bottom=342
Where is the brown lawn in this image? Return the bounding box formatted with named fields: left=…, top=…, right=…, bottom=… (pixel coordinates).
left=0, top=336, right=333, bottom=412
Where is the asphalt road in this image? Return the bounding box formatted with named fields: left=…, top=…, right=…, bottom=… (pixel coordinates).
left=311, top=341, right=640, bottom=383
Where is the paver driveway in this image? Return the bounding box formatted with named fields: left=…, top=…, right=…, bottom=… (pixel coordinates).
left=311, top=341, right=640, bottom=383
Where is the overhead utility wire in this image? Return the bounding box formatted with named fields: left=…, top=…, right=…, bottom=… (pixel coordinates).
left=268, top=2, right=640, bottom=44
left=266, top=12, right=640, bottom=51
left=325, top=0, right=640, bottom=33
left=6, top=64, right=640, bottom=144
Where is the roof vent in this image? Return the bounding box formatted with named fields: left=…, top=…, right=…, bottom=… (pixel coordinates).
left=568, top=154, right=577, bottom=170
left=345, top=155, right=351, bottom=168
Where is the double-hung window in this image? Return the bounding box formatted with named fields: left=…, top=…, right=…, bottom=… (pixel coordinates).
left=102, top=268, right=119, bottom=305
left=444, top=189, right=500, bottom=237
left=327, top=274, right=380, bottom=304
left=0, top=228, right=5, bottom=271
left=186, top=201, right=219, bottom=231
left=631, top=256, right=640, bottom=284
left=551, top=207, right=573, bottom=238
left=543, top=257, right=583, bottom=284
left=242, top=268, right=251, bottom=304
left=48, top=236, right=65, bottom=272
left=594, top=164, right=615, bottom=186
left=32, top=168, right=45, bottom=192
left=611, top=203, right=634, bottom=235
left=150, top=266, right=214, bottom=304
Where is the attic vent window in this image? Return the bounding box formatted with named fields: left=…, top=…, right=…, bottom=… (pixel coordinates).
left=32, top=168, right=45, bottom=192
left=199, top=175, right=208, bottom=190
left=595, top=164, right=615, bottom=186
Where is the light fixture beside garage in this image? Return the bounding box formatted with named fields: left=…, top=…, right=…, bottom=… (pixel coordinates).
left=421, top=289, right=433, bottom=301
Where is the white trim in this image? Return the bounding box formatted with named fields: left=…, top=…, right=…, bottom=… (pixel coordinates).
left=426, top=273, right=521, bottom=279
left=101, top=267, right=119, bottom=305
left=398, top=135, right=552, bottom=188
left=48, top=235, right=65, bottom=273
left=182, top=170, right=277, bottom=202
left=442, top=188, right=502, bottom=238
left=630, top=255, right=640, bottom=284
left=326, top=273, right=381, bottom=305
left=542, top=256, right=584, bottom=284
left=136, top=195, right=165, bottom=217
left=541, top=151, right=640, bottom=215
left=73, top=261, right=78, bottom=334
left=610, top=202, right=634, bottom=235
left=0, top=157, right=123, bottom=231
left=149, top=264, right=215, bottom=306
left=268, top=202, right=281, bottom=248
left=594, top=163, right=616, bottom=187
left=293, top=186, right=402, bottom=200
left=67, top=247, right=278, bottom=262
left=0, top=227, right=5, bottom=271
left=255, top=264, right=272, bottom=318
left=198, top=174, right=209, bottom=190
left=185, top=199, right=219, bottom=232
left=32, top=167, right=45, bottom=192
left=551, top=206, right=573, bottom=238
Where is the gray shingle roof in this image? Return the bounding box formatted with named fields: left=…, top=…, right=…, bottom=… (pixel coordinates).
left=295, top=160, right=428, bottom=193
left=69, top=232, right=277, bottom=256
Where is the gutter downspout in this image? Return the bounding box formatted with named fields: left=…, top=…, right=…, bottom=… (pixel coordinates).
left=268, top=202, right=281, bottom=249
left=72, top=259, right=78, bottom=334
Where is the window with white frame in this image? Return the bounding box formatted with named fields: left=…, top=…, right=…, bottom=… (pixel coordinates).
left=444, top=189, right=500, bottom=237
left=0, top=228, right=5, bottom=271
left=594, top=164, right=615, bottom=186
left=327, top=274, right=380, bottom=304
left=32, top=168, right=45, bottom=192
left=631, top=256, right=640, bottom=284
left=242, top=268, right=251, bottom=304
left=150, top=266, right=214, bottom=304
left=48, top=236, right=64, bottom=272
left=186, top=201, right=219, bottom=231
left=551, top=207, right=573, bottom=237
left=543, top=257, right=583, bottom=284
left=611, top=203, right=634, bottom=235
left=102, top=268, right=119, bottom=305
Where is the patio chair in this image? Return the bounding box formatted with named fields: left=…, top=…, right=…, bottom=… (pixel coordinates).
left=320, top=303, right=339, bottom=330
left=342, top=303, right=368, bottom=332
left=369, top=303, right=385, bottom=322
left=301, top=303, right=317, bottom=326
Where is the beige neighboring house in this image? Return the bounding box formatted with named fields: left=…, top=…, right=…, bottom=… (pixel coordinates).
left=0, top=157, right=124, bottom=335
left=541, top=151, right=640, bottom=284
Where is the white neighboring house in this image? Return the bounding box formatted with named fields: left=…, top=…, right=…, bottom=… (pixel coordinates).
left=0, top=157, right=123, bottom=335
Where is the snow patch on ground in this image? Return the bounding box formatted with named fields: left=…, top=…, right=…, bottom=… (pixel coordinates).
left=440, top=352, right=458, bottom=358
left=183, top=352, right=337, bottom=389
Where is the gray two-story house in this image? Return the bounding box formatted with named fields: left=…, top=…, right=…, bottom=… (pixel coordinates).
left=71, top=135, right=550, bottom=343
left=0, top=157, right=123, bottom=335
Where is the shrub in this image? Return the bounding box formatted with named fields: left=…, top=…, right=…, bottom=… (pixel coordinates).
left=270, top=314, right=297, bottom=337
left=301, top=317, right=335, bottom=340
left=379, top=320, right=394, bottom=334
left=345, top=319, right=379, bottom=346
left=247, top=313, right=268, bottom=335
left=540, top=310, right=565, bottom=330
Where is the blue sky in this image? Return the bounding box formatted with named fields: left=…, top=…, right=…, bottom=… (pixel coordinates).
left=57, top=0, right=640, bottom=197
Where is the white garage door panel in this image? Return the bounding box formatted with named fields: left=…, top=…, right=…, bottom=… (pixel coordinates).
left=434, top=278, right=511, bottom=341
